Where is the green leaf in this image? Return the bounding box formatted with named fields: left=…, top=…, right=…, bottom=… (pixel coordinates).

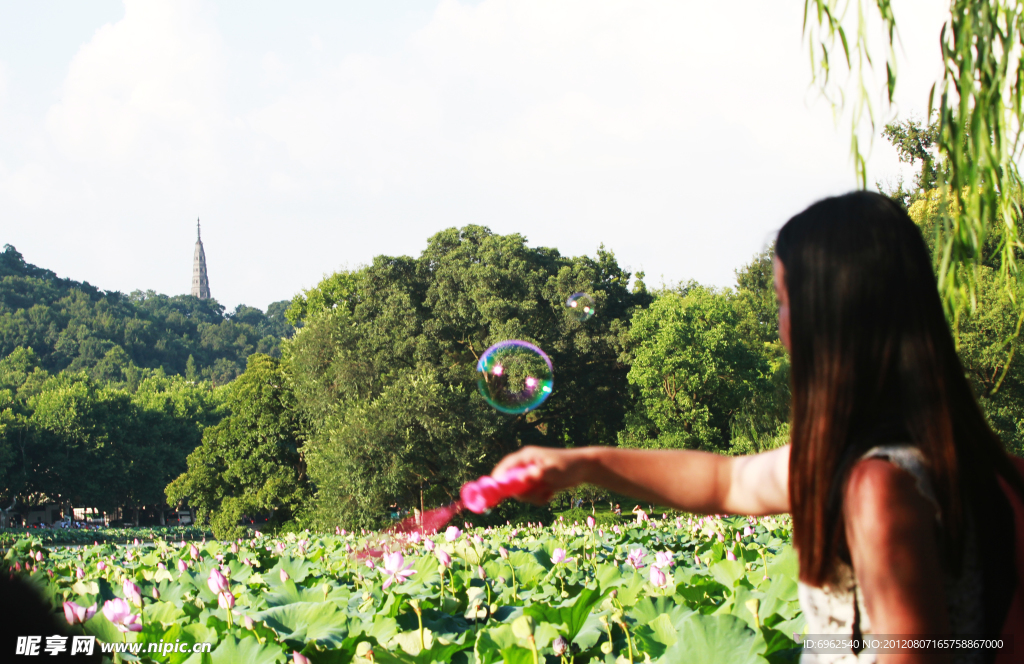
left=144, top=600, right=186, bottom=626
left=207, top=635, right=286, bottom=664
left=709, top=559, right=746, bottom=587
left=249, top=602, right=351, bottom=648
left=660, top=613, right=766, bottom=664
left=522, top=584, right=608, bottom=640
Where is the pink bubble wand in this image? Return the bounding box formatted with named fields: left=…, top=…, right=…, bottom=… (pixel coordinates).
left=354, top=466, right=541, bottom=559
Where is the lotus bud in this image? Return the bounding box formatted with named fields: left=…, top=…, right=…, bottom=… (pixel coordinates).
left=34, top=551, right=43, bottom=562
left=207, top=568, right=229, bottom=595
left=478, top=566, right=486, bottom=580
left=244, top=615, right=255, bottom=630
left=726, top=550, right=737, bottom=561
left=586, top=516, right=596, bottom=529
left=498, top=546, right=509, bottom=560
left=280, top=569, right=290, bottom=582
left=217, top=591, right=235, bottom=609
left=424, top=540, right=435, bottom=551
left=293, top=652, right=310, bottom=664
left=152, top=587, right=160, bottom=600
left=189, top=544, right=200, bottom=559
left=553, top=636, right=569, bottom=656
left=76, top=567, right=85, bottom=579
left=123, top=579, right=142, bottom=607
left=97, top=561, right=107, bottom=571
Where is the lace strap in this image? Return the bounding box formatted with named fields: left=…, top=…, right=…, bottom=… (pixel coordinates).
left=862, top=444, right=941, bottom=521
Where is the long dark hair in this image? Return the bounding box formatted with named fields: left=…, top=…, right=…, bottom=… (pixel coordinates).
left=776, top=190, right=1024, bottom=587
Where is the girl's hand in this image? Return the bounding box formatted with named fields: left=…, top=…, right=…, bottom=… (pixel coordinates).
left=491, top=446, right=590, bottom=505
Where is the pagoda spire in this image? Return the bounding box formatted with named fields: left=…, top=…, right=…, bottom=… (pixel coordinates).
left=191, top=218, right=210, bottom=299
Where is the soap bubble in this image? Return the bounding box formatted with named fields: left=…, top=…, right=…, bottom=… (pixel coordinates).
left=476, top=340, right=554, bottom=414
left=565, top=292, right=595, bottom=322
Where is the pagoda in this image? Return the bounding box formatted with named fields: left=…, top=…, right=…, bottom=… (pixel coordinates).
left=191, top=219, right=210, bottom=299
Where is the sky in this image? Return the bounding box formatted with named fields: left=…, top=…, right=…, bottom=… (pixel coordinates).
left=0, top=0, right=948, bottom=312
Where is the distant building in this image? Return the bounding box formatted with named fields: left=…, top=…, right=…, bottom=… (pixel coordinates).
left=191, top=218, right=211, bottom=299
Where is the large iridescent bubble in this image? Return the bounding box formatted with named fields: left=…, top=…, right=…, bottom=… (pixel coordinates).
left=565, top=292, right=596, bottom=322
left=476, top=340, right=554, bottom=414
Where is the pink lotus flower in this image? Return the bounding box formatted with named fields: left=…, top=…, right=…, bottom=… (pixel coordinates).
left=76, top=567, right=84, bottom=580
left=365, top=560, right=375, bottom=569
left=207, top=568, right=229, bottom=595
left=280, top=569, right=290, bottom=582
left=63, top=600, right=97, bottom=625
left=654, top=551, right=674, bottom=569
left=177, top=559, right=188, bottom=573
left=498, top=547, right=509, bottom=560
left=123, top=579, right=142, bottom=607
left=743, top=526, right=753, bottom=537
left=190, top=544, right=200, bottom=559
left=436, top=549, right=452, bottom=568
left=613, top=525, right=621, bottom=535
left=726, top=550, right=737, bottom=561
left=626, top=549, right=645, bottom=570
left=408, top=532, right=421, bottom=544
left=215, top=554, right=225, bottom=563
left=157, top=562, right=166, bottom=570
left=133, top=539, right=140, bottom=546
left=335, top=527, right=341, bottom=535
left=230, top=542, right=239, bottom=554
left=217, top=591, right=235, bottom=609
left=293, top=653, right=310, bottom=664
left=551, top=548, right=566, bottom=564
left=445, top=526, right=461, bottom=542
left=649, top=566, right=668, bottom=588
left=96, top=561, right=107, bottom=572
left=586, top=516, right=596, bottom=529
left=381, top=552, right=416, bottom=589
left=276, top=542, right=286, bottom=554
left=102, top=598, right=142, bottom=632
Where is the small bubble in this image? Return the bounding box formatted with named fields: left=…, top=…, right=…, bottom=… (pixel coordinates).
left=565, top=292, right=596, bottom=322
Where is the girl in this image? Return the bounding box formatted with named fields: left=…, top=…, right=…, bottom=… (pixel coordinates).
left=493, top=192, right=1024, bottom=663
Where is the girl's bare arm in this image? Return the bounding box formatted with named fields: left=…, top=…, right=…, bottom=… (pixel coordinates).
left=491, top=444, right=790, bottom=516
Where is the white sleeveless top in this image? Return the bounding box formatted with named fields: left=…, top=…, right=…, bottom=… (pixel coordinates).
left=798, top=445, right=984, bottom=664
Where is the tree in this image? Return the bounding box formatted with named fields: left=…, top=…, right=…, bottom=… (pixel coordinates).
left=0, top=245, right=294, bottom=382
left=805, top=1, right=1024, bottom=319
left=286, top=226, right=649, bottom=528
left=166, top=354, right=309, bottom=538
left=619, top=284, right=769, bottom=452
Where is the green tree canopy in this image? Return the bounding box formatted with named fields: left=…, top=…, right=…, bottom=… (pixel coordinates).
left=166, top=354, right=308, bottom=538
left=285, top=225, right=649, bottom=528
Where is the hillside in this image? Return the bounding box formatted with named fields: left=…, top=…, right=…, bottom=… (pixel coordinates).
left=0, top=244, right=292, bottom=385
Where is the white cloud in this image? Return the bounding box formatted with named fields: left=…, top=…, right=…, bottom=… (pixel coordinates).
left=45, top=0, right=228, bottom=186
left=0, top=0, right=947, bottom=308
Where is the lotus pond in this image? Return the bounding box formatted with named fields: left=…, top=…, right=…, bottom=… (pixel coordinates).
left=3, top=514, right=804, bottom=663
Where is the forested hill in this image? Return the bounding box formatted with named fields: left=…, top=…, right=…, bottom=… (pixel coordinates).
left=0, top=244, right=293, bottom=385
